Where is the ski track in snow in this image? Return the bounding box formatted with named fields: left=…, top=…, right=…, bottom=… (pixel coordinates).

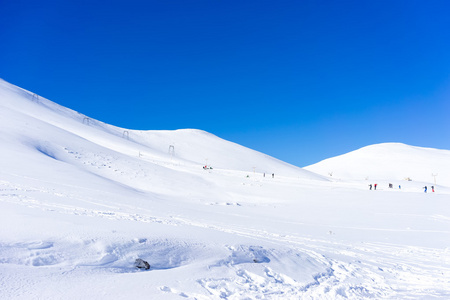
left=2, top=177, right=449, bottom=299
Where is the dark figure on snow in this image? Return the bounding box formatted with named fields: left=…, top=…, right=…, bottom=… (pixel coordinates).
left=374, top=184, right=377, bottom=190
left=369, top=184, right=372, bottom=190
left=431, top=186, right=435, bottom=192
left=424, top=186, right=427, bottom=193
left=272, top=173, right=274, bottom=178
left=399, top=185, right=401, bottom=189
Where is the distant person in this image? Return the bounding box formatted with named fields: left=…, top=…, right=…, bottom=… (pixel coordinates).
left=399, top=185, right=401, bottom=189
left=389, top=183, right=393, bottom=188
left=263, top=173, right=265, bottom=177
left=369, top=184, right=372, bottom=190
left=272, top=173, right=274, bottom=178
left=423, top=186, right=427, bottom=193
left=374, top=184, right=377, bottom=190
left=431, top=186, right=435, bottom=192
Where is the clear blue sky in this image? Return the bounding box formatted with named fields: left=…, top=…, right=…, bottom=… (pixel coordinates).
left=1, top=0, right=449, bottom=167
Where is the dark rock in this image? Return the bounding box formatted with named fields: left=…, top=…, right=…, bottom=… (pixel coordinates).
left=135, top=258, right=150, bottom=270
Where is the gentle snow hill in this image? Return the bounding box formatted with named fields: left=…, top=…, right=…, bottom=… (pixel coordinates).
left=0, top=78, right=324, bottom=180
left=305, top=143, right=450, bottom=187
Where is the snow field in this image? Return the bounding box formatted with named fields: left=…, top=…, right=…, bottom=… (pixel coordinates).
left=2, top=167, right=449, bottom=299
left=1, top=79, right=450, bottom=299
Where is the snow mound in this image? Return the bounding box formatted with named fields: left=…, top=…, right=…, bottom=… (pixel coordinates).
left=305, top=143, right=450, bottom=187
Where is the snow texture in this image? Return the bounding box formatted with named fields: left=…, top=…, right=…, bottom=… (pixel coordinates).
left=1, top=79, right=449, bottom=299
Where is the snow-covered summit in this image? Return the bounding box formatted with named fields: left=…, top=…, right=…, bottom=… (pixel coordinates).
left=305, top=142, right=450, bottom=186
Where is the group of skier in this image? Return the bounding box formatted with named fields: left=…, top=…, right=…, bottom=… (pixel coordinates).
left=368, top=183, right=378, bottom=190
left=423, top=186, right=435, bottom=193
left=368, top=183, right=436, bottom=193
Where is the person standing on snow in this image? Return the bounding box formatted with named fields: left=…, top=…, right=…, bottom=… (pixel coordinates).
left=431, top=186, right=435, bottom=192
left=369, top=184, right=372, bottom=190
left=423, top=186, right=427, bottom=193
left=374, top=183, right=377, bottom=190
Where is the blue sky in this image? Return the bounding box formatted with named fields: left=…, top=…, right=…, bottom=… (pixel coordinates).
left=1, top=0, right=449, bottom=167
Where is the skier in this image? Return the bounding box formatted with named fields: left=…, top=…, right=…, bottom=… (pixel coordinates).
left=369, top=184, right=372, bottom=190
left=374, top=183, right=377, bottom=190
left=272, top=173, right=274, bottom=178
left=423, top=186, right=427, bottom=193
left=431, top=186, right=435, bottom=192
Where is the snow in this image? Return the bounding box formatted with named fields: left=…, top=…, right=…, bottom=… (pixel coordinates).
left=1, top=78, right=449, bottom=299
left=305, top=143, right=450, bottom=187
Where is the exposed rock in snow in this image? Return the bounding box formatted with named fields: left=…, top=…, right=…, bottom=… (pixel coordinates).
left=135, top=258, right=150, bottom=270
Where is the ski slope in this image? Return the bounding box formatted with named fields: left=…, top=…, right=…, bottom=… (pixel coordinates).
left=1, top=79, right=449, bottom=299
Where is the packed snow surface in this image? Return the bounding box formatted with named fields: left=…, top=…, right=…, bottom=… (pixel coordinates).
left=1, top=79, right=449, bottom=299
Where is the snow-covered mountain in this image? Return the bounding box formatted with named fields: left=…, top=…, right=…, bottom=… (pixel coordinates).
left=1, top=79, right=449, bottom=299
left=0, top=78, right=324, bottom=190
left=305, top=143, right=450, bottom=187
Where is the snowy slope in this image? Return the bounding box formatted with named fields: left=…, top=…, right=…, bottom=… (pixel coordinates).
left=1, top=79, right=450, bottom=299
left=305, top=143, right=450, bottom=187
left=0, top=78, right=324, bottom=180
